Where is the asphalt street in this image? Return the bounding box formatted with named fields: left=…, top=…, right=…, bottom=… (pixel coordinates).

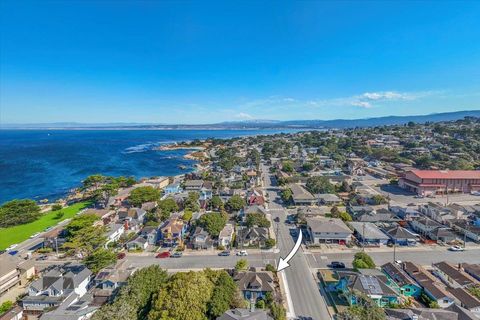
left=263, top=164, right=331, bottom=320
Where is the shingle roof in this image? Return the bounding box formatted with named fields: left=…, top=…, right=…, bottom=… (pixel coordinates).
left=306, top=218, right=352, bottom=234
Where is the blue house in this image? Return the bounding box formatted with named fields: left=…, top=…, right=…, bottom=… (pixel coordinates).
left=381, top=262, right=422, bottom=298
left=334, top=272, right=400, bottom=307
left=164, top=182, right=182, bottom=195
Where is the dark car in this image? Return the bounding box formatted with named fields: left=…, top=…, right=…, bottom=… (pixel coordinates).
left=117, top=252, right=126, bottom=259
left=156, top=251, right=171, bottom=258
left=218, top=250, right=231, bottom=256
left=36, top=255, right=48, bottom=261
left=329, top=261, right=346, bottom=269
left=274, top=217, right=280, bottom=223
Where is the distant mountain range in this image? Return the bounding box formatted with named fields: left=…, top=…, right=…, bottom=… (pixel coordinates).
left=2, top=110, right=479, bottom=130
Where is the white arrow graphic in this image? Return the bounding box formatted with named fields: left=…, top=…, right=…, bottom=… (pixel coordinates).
left=276, top=228, right=302, bottom=272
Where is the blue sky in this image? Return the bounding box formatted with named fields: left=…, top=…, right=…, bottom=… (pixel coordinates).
left=1, top=1, right=479, bottom=124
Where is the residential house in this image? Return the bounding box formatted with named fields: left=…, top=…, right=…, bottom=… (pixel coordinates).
left=410, top=217, right=456, bottom=243
left=233, top=268, right=275, bottom=301
left=200, top=181, right=213, bottom=201
left=159, top=218, right=187, bottom=246
left=462, top=263, right=480, bottom=282
left=381, top=262, right=422, bottom=298
left=140, top=226, right=158, bottom=245
left=22, top=264, right=92, bottom=316
left=0, top=306, right=23, bottom=320
left=184, top=179, right=204, bottom=191
left=419, top=202, right=464, bottom=224
left=217, top=308, right=272, bottom=320
left=447, top=287, right=480, bottom=314
left=0, top=254, right=21, bottom=297
left=390, top=206, right=421, bottom=221
left=237, top=227, right=269, bottom=248
left=39, top=294, right=98, bottom=320
left=191, top=227, right=214, bottom=250
left=141, top=201, right=157, bottom=212
left=403, top=262, right=455, bottom=308
left=448, top=219, right=480, bottom=243
left=288, top=184, right=316, bottom=206
left=348, top=205, right=375, bottom=219
left=104, top=223, right=125, bottom=247
left=432, top=261, right=478, bottom=289
left=306, top=217, right=353, bottom=245
left=144, top=177, right=170, bottom=189
left=385, top=308, right=461, bottom=320
left=164, top=182, right=182, bottom=195
left=297, top=206, right=331, bottom=218
left=84, top=209, right=115, bottom=226
left=384, top=225, right=418, bottom=246
left=247, top=189, right=265, bottom=206
left=218, top=224, right=234, bottom=248
left=335, top=272, right=399, bottom=307
left=349, top=222, right=390, bottom=246
left=118, top=207, right=146, bottom=223
left=126, top=236, right=148, bottom=251
left=315, top=193, right=342, bottom=206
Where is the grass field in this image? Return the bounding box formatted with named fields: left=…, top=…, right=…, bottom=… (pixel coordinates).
left=0, top=201, right=92, bottom=250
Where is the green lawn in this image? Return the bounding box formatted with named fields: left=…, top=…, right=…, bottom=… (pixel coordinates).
left=0, top=201, right=92, bottom=250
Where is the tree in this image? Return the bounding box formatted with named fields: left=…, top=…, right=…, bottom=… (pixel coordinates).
left=92, top=265, right=168, bottom=320
left=198, top=212, right=227, bottom=237
left=337, top=293, right=386, bottom=320
left=265, top=264, right=276, bottom=273
left=246, top=213, right=271, bottom=228
left=302, top=162, right=314, bottom=171
left=226, top=195, right=246, bottom=212
left=64, top=213, right=100, bottom=238
left=0, top=199, right=41, bottom=227
left=270, top=303, right=287, bottom=320
left=235, top=259, right=249, bottom=271
left=352, top=252, right=376, bottom=269
left=306, top=176, right=335, bottom=194
left=372, top=195, right=387, bottom=205
left=84, top=248, right=117, bottom=273
left=339, top=211, right=352, bottom=222
left=210, top=195, right=224, bottom=210
left=331, top=206, right=340, bottom=218
left=182, top=210, right=193, bottom=222
left=281, top=160, right=294, bottom=173
left=51, top=203, right=63, bottom=211
left=148, top=271, right=214, bottom=320
left=184, top=192, right=200, bottom=211
left=63, top=225, right=107, bottom=257
left=265, top=238, right=276, bottom=249
left=281, top=189, right=293, bottom=204
left=207, top=271, right=237, bottom=318
left=339, top=180, right=352, bottom=192
left=0, top=301, right=13, bottom=315
left=158, top=198, right=179, bottom=215
left=129, top=186, right=160, bottom=207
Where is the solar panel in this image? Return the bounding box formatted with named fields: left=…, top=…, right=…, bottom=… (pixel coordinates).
left=360, top=276, right=382, bottom=295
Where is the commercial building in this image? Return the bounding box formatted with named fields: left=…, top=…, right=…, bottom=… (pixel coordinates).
left=399, top=170, right=480, bottom=196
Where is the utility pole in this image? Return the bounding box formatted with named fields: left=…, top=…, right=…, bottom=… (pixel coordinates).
left=393, top=241, right=396, bottom=263
left=55, top=237, right=59, bottom=257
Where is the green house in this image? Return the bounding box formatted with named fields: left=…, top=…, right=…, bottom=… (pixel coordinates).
left=382, top=262, right=422, bottom=298
left=334, top=272, right=400, bottom=307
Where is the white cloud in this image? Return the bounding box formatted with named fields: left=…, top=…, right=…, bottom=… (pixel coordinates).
left=351, top=101, right=372, bottom=108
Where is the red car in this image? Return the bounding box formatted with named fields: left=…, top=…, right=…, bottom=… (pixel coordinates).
left=156, top=251, right=171, bottom=258
left=117, top=252, right=126, bottom=259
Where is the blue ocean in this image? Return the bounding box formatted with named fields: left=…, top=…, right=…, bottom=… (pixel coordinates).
left=0, top=129, right=291, bottom=204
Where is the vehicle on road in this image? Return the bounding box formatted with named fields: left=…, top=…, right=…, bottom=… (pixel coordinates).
left=449, top=245, right=465, bottom=252
left=156, top=251, right=171, bottom=258
left=171, top=252, right=183, bottom=258
left=117, top=252, right=126, bottom=259
left=6, top=244, right=18, bottom=251
left=36, top=255, right=48, bottom=261
left=329, top=261, right=346, bottom=269
left=29, top=232, right=40, bottom=239
left=8, top=250, right=19, bottom=256
left=414, top=195, right=424, bottom=199
left=274, top=217, right=280, bottom=223
left=218, top=250, right=231, bottom=256
left=236, top=250, right=248, bottom=256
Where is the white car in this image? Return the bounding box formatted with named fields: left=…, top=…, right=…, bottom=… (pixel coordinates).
left=449, top=245, right=465, bottom=252
left=236, top=250, right=248, bottom=256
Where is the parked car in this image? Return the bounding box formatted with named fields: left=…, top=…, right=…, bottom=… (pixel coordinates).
left=236, top=250, right=248, bottom=256
left=274, top=217, right=280, bottom=223
left=414, top=195, right=424, bottom=199
left=329, top=261, right=346, bottom=269
left=171, top=252, right=183, bottom=258
left=156, top=251, right=171, bottom=258
left=117, top=252, right=126, bottom=259
left=218, top=250, right=231, bottom=256
left=449, top=245, right=465, bottom=252
left=36, top=255, right=48, bottom=261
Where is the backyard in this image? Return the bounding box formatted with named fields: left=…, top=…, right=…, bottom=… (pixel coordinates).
left=0, top=201, right=91, bottom=250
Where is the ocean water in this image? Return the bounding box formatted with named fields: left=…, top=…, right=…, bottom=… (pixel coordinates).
left=0, top=129, right=292, bottom=204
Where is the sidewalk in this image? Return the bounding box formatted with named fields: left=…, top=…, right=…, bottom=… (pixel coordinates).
left=304, top=243, right=480, bottom=254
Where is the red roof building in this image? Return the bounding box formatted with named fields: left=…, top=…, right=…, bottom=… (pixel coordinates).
left=399, top=170, right=480, bottom=195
